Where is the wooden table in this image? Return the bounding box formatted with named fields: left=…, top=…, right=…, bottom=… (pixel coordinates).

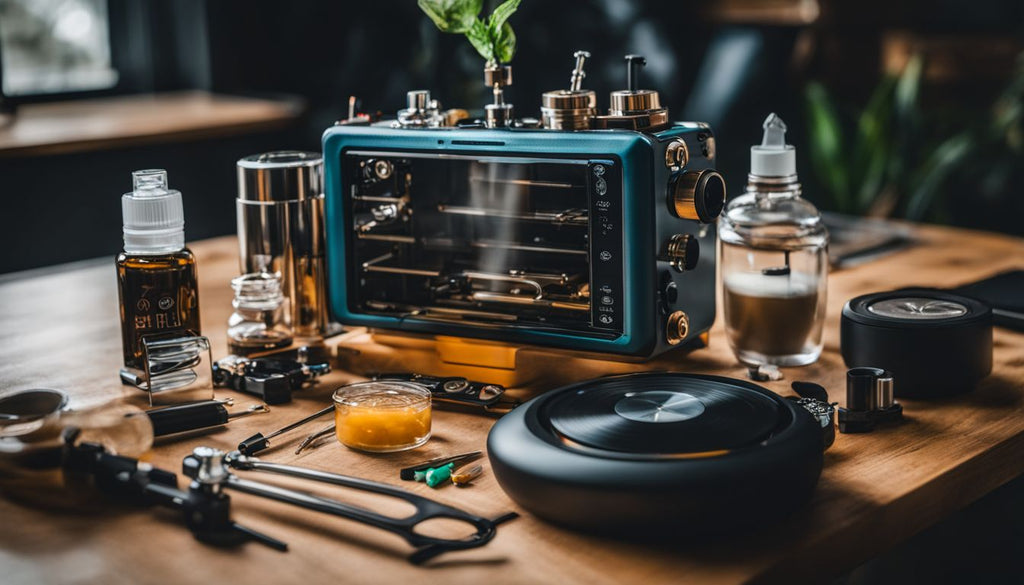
left=1, top=223, right=1023, bottom=585
left=0, top=91, right=303, bottom=158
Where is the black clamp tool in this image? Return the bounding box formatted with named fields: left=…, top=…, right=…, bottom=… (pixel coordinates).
left=66, top=438, right=515, bottom=563
left=839, top=367, right=903, bottom=433
left=213, top=355, right=330, bottom=405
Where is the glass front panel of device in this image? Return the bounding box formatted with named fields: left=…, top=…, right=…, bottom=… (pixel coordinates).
left=342, top=151, right=623, bottom=336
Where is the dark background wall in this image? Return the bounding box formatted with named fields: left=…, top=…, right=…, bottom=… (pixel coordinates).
left=1, top=0, right=1022, bottom=275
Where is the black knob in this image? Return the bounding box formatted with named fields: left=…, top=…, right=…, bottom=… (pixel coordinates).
left=669, top=169, right=727, bottom=223
left=625, top=55, right=646, bottom=92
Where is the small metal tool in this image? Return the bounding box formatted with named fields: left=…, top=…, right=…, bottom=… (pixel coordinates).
left=400, top=451, right=483, bottom=481
left=237, top=405, right=333, bottom=455
left=294, top=423, right=335, bottom=454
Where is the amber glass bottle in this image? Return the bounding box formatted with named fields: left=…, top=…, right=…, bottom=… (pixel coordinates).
left=117, top=170, right=201, bottom=369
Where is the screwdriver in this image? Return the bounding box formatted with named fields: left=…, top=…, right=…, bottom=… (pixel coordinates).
left=237, top=405, right=334, bottom=455
left=147, top=399, right=269, bottom=437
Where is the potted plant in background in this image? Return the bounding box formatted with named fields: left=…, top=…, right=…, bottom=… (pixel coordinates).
left=805, top=51, right=1024, bottom=230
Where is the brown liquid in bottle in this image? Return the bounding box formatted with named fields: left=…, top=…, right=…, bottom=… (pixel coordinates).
left=724, top=286, right=818, bottom=355
left=116, top=250, right=201, bottom=369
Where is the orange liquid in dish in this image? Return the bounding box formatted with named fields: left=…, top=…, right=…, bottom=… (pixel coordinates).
left=334, top=391, right=431, bottom=452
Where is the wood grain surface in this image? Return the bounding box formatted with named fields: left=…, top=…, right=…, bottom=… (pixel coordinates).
left=1, top=223, right=1022, bottom=585
left=0, top=91, right=302, bottom=158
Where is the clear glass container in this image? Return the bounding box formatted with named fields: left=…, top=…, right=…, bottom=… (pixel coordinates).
left=343, top=152, right=602, bottom=334
left=332, top=381, right=432, bottom=452
left=227, top=272, right=292, bottom=354
left=719, top=176, right=828, bottom=367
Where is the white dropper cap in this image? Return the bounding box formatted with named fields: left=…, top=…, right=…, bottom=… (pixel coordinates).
left=121, top=169, right=185, bottom=254
left=750, top=113, right=796, bottom=177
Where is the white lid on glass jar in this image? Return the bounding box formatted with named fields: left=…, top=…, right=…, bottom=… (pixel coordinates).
left=750, top=113, right=796, bottom=177
left=121, top=169, right=185, bottom=254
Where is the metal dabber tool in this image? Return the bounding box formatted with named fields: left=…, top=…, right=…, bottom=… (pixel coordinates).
left=238, top=405, right=333, bottom=455
left=294, top=423, right=335, bottom=454
left=147, top=399, right=269, bottom=437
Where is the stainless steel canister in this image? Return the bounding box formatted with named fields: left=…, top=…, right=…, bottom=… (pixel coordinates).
left=236, top=151, right=327, bottom=337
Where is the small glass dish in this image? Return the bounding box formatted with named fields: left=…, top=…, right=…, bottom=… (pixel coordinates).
left=332, top=381, right=432, bottom=453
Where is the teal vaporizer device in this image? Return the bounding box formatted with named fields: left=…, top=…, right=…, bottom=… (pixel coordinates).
left=322, top=53, right=725, bottom=359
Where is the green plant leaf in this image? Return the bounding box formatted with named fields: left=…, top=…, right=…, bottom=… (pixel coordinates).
left=488, top=0, right=520, bottom=33
left=887, top=55, right=924, bottom=205
left=417, top=0, right=482, bottom=33
left=904, top=133, right=973, bottom=220
left=419, top=0, right=520, bottom=65
left=805, top=82, right=850, bottom=212
left=852, top=75, right=895, bottom=212
left=487, top=0, right=520, bottom=63
left=856, top=143, right=890, bottom=214
left=466, top=18, right=493, bottom=62
left=894, top=55, right=923, bottom=124
left=493, top=21, right=516, bottom=63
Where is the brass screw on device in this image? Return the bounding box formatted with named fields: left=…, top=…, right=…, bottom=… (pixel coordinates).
left=666, top=311, right=690, bottom=345
left=665, top=139, right=689, bottom=171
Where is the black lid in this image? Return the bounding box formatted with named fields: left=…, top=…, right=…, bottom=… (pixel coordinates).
left=842, top=288, right=991, bottom=329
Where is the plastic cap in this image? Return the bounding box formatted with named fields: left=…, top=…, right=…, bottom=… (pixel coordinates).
left=121, top=169, right=185, bottom=254
left=751, top=113, right=796, bottom=177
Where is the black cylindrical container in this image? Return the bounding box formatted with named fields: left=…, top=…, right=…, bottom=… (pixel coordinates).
left=841, top=289, right=992, bottom=398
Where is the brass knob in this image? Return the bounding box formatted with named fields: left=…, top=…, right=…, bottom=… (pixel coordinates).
left=665, top=139, right=689, bottom=171
left=541, top=90, right=597, bottom=130
left=483, top=65, right=513, bottom=88
left=664, top=234, right=699, bottom=272
left=666, top=311, right=690, bottom=345
left=609, top=89, right=660, bottom=115
left=669, top=169, right=726, bottom=223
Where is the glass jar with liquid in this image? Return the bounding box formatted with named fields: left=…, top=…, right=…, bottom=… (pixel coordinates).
left=117, top=169, right=201, bottom=369
left=719, top=114, right=828, bottom=367
left=227, top=272, right=293, bottom=355
left=332, top=381, right=432, bottom=453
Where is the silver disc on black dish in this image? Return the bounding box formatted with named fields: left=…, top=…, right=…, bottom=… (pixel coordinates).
left=613, top=390, right=706, bottom=423
left=866, top=297, right=967, bottom=320
left=543, top=376, right=780, bottom=454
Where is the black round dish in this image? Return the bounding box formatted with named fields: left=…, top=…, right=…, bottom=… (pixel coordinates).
left=487, top=372, right=823, bottom=534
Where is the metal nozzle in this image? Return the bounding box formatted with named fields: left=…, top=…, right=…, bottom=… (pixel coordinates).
left=625, top=54, right=646, bottom=92
left=407, top=90, right=431, bottom=112
left=569, top=50, right=590, bottom=92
